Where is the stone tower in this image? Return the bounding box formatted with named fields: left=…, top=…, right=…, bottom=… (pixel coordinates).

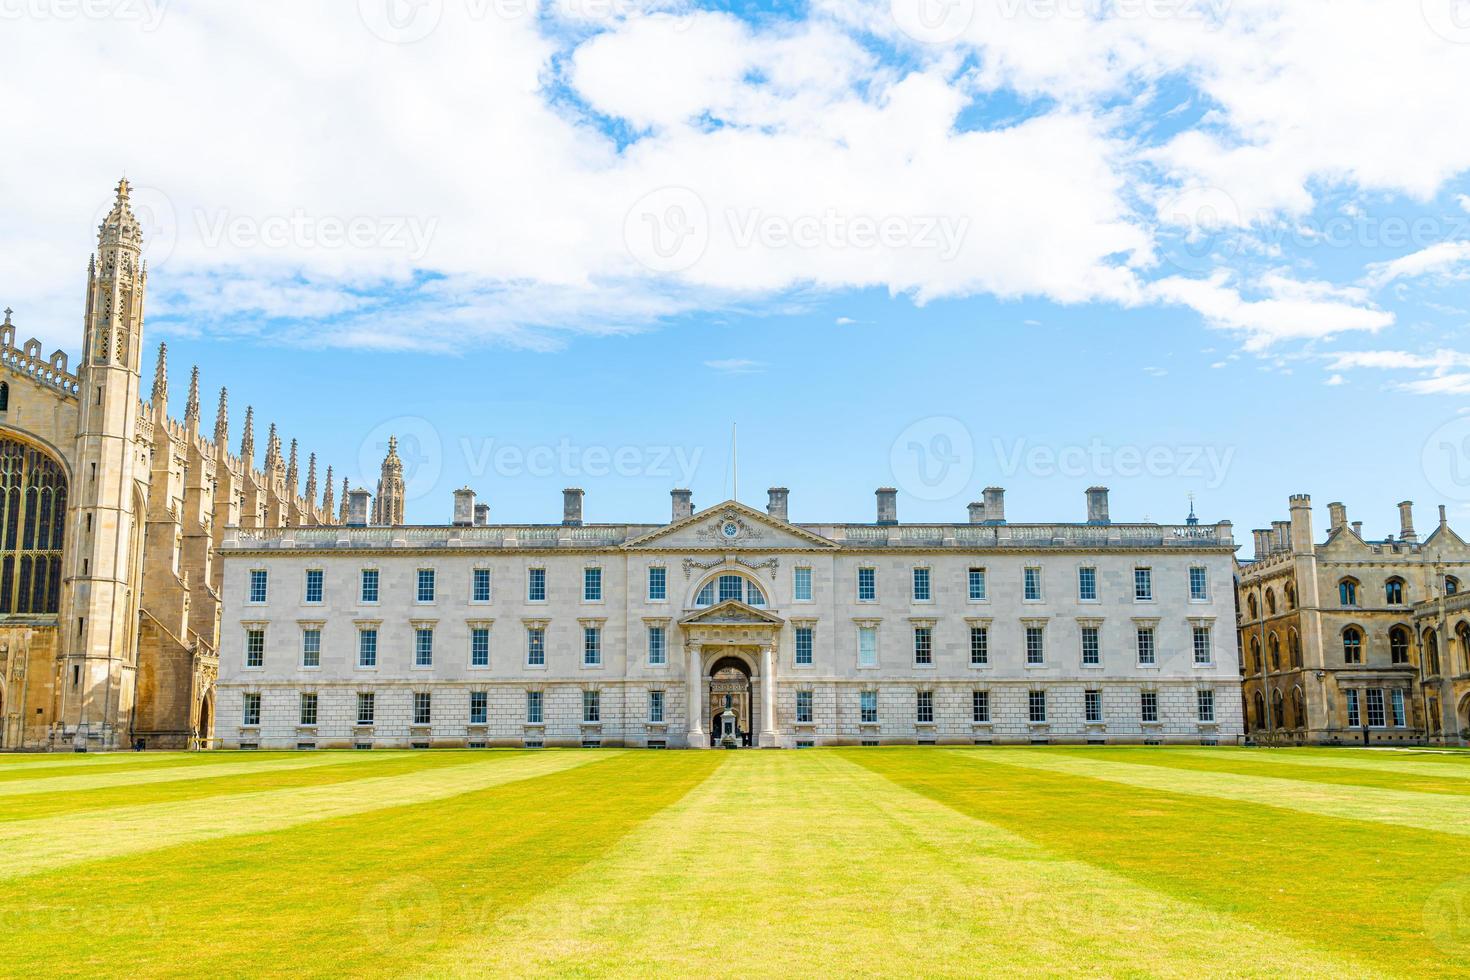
left=374, top=436, right=405, bottom=526
left=59, top=178, right=149, bottom=745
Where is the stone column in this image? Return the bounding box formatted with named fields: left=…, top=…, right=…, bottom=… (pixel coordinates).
left=760, top=645, right=779, bottom=748
left=686, top=643, right=705, bottom=749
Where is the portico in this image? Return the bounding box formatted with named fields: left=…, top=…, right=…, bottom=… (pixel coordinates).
left=680, top=600, right=783, bottom=748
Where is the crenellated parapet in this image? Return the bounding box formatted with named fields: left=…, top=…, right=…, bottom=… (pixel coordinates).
left=0, top=314, right=80, bottom=398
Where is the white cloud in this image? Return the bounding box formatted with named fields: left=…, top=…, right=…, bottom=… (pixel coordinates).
left=703, top=358, right=764, bottom=374
left=1147, top=273, right=1393, bottom=350
left=1324, top=373, right=1345, bottom=386
left=1364, top=241, right=1470, bottom=287
left=1321, top=347, right=1470, bottom=396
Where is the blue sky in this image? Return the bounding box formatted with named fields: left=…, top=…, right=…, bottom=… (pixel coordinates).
left=3, top=1, right=1470, bottom=538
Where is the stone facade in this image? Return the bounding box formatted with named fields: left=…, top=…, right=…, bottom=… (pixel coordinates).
left=217, top=485, right=1243, bottom=748
left=0, top=181, right=342, bottom=750
left=1237, top=495, right=1470, bottom=746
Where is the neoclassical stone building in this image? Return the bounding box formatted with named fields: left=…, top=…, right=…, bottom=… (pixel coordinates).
left=0, top=181, right=342, bottom=750
left=1236, top=495, right=1470, bottom=746
left=217, top=482, right=1243, bottom=748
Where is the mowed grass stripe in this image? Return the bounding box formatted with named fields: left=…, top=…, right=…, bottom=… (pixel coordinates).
left=855, top=749, right=1465, bottom=977
left=0, top=750, right=393, bottom=798
left=434, top=751, right=1367, bottom=978
left=972, top=750, right=1470, bottom=835
left=0, top=750, right=723, bottom=978
left=1037, top=747, right=1470, bottom=798
left=0, top=750, right=509, bottom=824
left=0, top=750, right=609, bottom=881
left=0, top=752, right=308, bottom=782
left=1169, top=747, right=1470, bottom=780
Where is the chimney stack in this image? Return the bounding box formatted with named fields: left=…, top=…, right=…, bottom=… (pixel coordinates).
left=671, top=488, right=693, bottom=522
left=1271, top=520, right=1291, bottom=553
left=1085, top=486, right=1110, bottom=525
left=875, top=487, right=898, bottom=526
left=452, top=487, right=476, bottom=527
left=474, top=503, right=490, bottom=527
left=983, top=487, right=1006, bottom=524
left=562, top=488, right=584, bottom=527
left=1252, top=529, right=1271, bottom=559
left=767, top=487, right=789, bottom=523
left=1327, top=501, right=1347, bottom=532
left=968, top=501, right=985, bottom=523
left=346, top=488, right=372, bottom=528
left=1398, top=500, right=1417, bottom=543
left=1440, top=504, right=1449, bottom=529
left=1352, top=521, right=1364, bottom=539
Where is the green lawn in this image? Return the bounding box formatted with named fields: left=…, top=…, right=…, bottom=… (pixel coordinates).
left=1, top=747, right=1467, bottom=977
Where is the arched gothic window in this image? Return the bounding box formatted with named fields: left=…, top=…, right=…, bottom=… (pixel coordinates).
left=1425, top=630, right=1441, bottom=675
left=1247, top=594, right=1258, bottom=620
left=0, top=382, right=9, bottom=413
left=1268, top=632, right=1281, bottom=671
left=1285, top=581, right=1297, bottom=609
left=1249, top=636, right=1262, bottom=674
left=1446, top=576, right=1461, bottom=597
left=1265, top=588, right=1277, bottom=615
left=0, top=438, right=67, bottom=615
left=1389, top=626, right=1411, bottom=665
left=1338, top=578, right=1359, bottom=607
left=1288, top=629, right=1302, bottom=669
left=694, top=572, right=767, bottom=608
left=1342, top=627, right=1364, bottom=665
left=1385, top=577, right=1405, bottom=605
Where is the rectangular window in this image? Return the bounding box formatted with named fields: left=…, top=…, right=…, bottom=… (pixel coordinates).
left=304, top=569, right=323, bottom=604
left=242, top=692, right=261, bottom=726
left=860, top=690, right=878, bottom=724
left=526, top=690, right=543, bottom=724
left=913, top=626, right=933, bottom=666
left=795, top=627, right=814, bottom=666
left=414, top=627, right=434, bottom=668
left=299, top=692, right=318, bottom=726
left=583, top=690, right=601, bottom=723
left=858, top=567, right=876, bottom=602
left=1141, top=690, right=1158, bottom=723
left=916, top=690, right=934, bottom=724
left=1085, top=689, right=1102, bottom=723
left=1136, top=627, right=1156, bottom=665
left=718, top=575, right=742, bottom=603
left=1366, top=688, right=1386, bottom=728
left=356, top=691, right=375, bottom=725
left=1189, top=566, right=1209, bottom=601
left=1025, top=626, right=1045, bottom=665
left=970, top=626, right=989, bottom=666
left=648, top=626, right=666, bottom=666
left=413, top=692, right=432, bottom=726
left=972, top=689, right=990, bottom=723
left=358, top=629, right=378, bottom=668
left=647, top=566, right=667, bottom=601
left=1391, top=689, right=1407, bottom=727
left=968, top=567, right=987, bottom=601
left=1197, top=689, right=1216, bottom=723
left=1028, top=690, right=1047, bottom=723
left=1346, top=689, right=1361, bottom=727
left=471, top=627, right=490, bottom=667
left=1134, top=567, right=1153, bottom=601
left=583, top=626, right=602, bottom=666
left=301, top=628, right=321, bottom=668
left=858, top=626, right=877, bottom=668
left=649, top=689, right=665, bottom=723
left=360, top=569, right=379, bottom=603
left=794, top=567, right=813, bottom=601
left=796, top=690, right=813, bottom=723
left=1023, top=567, right=1042, bottom=601
left=249, top=569, right=268, bottom=604
left=472, top=568, right=492, bottom=602
left=245, top=628, right=265, bottom=668
left=1193, top=626, right=1212, bottom=665
left=416, top=569, right=436, bottom=603
left=912, top=567, right=931, bottom=601
left=1078, top=567, right=1097, bottom=601
left=1081, top=626, right=1100, bottom=666
left=527, top=628, right=545, bottom=667
left=470, top=691, right=488, bottom=725
left=583, top=567, right=602, bottom=602
left=527, top=567, right=546, bottom=602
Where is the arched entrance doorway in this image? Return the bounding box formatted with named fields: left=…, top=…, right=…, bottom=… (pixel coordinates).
left=708, top=656, right=753, bottom=747
left=196, top=687, right=215, bottom=750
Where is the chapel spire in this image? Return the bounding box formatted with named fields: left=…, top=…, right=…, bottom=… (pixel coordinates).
left=184, top=366, right=200, bottom=426
left=240, top=406, right=255, bottom=464
left=286, top=438, right=300, bottom=492
left=374, top=436, right=406, bottom=526
left=214, top=387, right=229, bottom=446
left=322, top=465, right=335, bottom=517
left=304, top=453, right=318, bottom=508
left=150, top=342, right=168, bottom=409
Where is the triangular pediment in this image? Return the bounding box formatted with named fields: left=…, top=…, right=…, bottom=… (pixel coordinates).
left=679, top=599, right=786, bottom=627
left=624, top=500, right=837, bottom=550
left=1423, top=521, right=1469, bottom=554
left=1320, top=525, right=1371, bottom=555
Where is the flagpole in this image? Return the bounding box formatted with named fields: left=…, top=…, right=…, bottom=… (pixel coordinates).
left=732, top=422, right=739, bottom=503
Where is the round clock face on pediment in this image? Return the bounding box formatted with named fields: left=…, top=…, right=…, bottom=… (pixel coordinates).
left=721, top=521, right=740, bottom=539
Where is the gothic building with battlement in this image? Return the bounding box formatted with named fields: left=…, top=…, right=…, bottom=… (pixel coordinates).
left=0, top=181, right=343, bottom=750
